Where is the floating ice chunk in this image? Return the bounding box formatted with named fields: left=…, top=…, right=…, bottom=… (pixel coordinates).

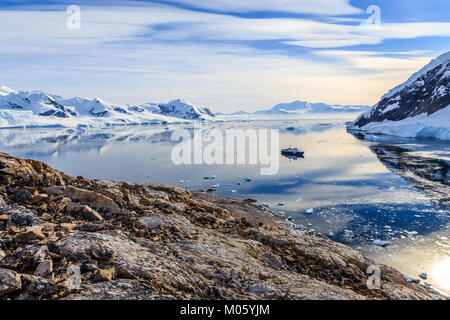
left=262, top=202, right=269, bottom=207
left=295, top=198, right=302, bottom=202
left=243, top=176, right=251, bottom=182
left=226, top=184, right=231, bottom=187
left=403, top=275, right=414, bottom=283
left=277, top=202, right=285, bottom=206
left=231, top=189, right=237, bottom=193
left=357, top=247, right=362, bottom=250
left=402, top=275, right=420, bottom=284
left=328, top=232, right=335, bottom=237
left=305, top=208, right=314, bottom=214
left=179, top=180, right=184, bottom=184
left=204, top=175, right=216, bottom=180
left=373, top=239, right=390, bottom=247
left=236, top=182, right=241, bottom=185
left=211, top=183, right=222, bottom=189
left=418, top=273, right=427, bottom=280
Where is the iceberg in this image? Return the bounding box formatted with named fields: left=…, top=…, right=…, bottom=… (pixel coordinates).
left=373, top=239, right=390, bottom=247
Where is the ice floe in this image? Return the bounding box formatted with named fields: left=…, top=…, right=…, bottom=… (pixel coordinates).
left=373, top=239, right=390, bottom=247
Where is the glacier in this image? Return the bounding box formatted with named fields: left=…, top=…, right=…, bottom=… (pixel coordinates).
left=352, top=105, right=450, bottom=140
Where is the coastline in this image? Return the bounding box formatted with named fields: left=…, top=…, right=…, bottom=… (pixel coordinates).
left=0, top=152, right=443, bottom=300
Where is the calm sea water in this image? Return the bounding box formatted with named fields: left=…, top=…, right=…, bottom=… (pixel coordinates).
left=1, top=117, right=449, bottom=294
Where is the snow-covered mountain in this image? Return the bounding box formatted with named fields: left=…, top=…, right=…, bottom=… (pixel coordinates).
left=253, top=101, right=369, bottom=115
left=154, top=99, right=215, bottom=120
left=0, top=85, right=17, bottom=96
left=0, top=87, right=215, bottom=128
left=349, top=51, right=450, bottom=140
left=216, top=110, right=251, bottom=116
left=216, top=101, right=369, bottom=117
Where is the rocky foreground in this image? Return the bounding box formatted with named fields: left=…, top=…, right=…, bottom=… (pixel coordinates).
left=0, top=152, right=440, bottom=300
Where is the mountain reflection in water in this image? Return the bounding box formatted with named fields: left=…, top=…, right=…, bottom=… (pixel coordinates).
left=1, top=120, right=449, bottom=293
left=370, top=144, right=449, bottom=208
left=349, top=130, right=450, bottom=210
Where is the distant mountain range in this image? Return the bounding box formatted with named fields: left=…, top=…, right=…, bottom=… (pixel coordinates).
left=0, top=85, right=371, bottom=129
left=349, top=51, right=450, bottom=140
left=219, top=101, right=369, bottom=116
left=0, top=86, right=215, bottom=128
left=255, top=101, right=369, bottom=115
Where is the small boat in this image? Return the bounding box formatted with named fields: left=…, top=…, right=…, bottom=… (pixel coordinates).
left=281, top=147, right=304, bottom=159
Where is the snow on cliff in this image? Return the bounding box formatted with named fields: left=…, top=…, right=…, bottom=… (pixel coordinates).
left=154, top=99, right=215, bottom=121
left=349, top=51, right=450, bottom=140
left=382, top=51, right=450, bottom=101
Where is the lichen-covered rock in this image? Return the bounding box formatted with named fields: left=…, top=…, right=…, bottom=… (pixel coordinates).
left=34, top=260, right=53, bottom=279
left=0, top=268, right=21, bottom=296
left=140, top=213, right=197, bottom=235
left=66, top=203, right=104, bottom=222
left=21, top=274, right=57, bottom=296
left=63, top=279, right=172, bottom=300
left=92, top=268, right=114, bottom=282
left=4, top=207, right=41, bottom=227
left=44, top=186, right=120, bottom=214
left=0, top=152, right=443, bottom=300
left=14, top=227, right=45, bottom=243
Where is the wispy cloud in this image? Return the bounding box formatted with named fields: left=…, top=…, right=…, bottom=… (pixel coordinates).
left=161, top=0, right=362, bottom=15
left=0, top=1, right=448, bottom=111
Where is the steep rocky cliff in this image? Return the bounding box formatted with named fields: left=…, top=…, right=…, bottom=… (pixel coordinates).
left=350, top=52, right=450, bottom=140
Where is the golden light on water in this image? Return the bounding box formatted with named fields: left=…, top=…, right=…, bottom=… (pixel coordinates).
left=431, top=258, right=450, bottom=292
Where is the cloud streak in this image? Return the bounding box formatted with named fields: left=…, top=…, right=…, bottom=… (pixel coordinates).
left=0, top=1, right=448, bottom=111
left=162, top=0, right=362, bottom=15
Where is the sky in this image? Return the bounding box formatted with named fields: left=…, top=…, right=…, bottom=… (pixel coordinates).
left=0, top=0, right=449, bottom=112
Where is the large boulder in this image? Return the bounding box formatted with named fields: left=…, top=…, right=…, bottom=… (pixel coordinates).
left=0, top=268, right=22, bottom=296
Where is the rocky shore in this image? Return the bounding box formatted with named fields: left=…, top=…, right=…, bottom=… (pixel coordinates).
left=0, top=152, right=440, bottom=300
